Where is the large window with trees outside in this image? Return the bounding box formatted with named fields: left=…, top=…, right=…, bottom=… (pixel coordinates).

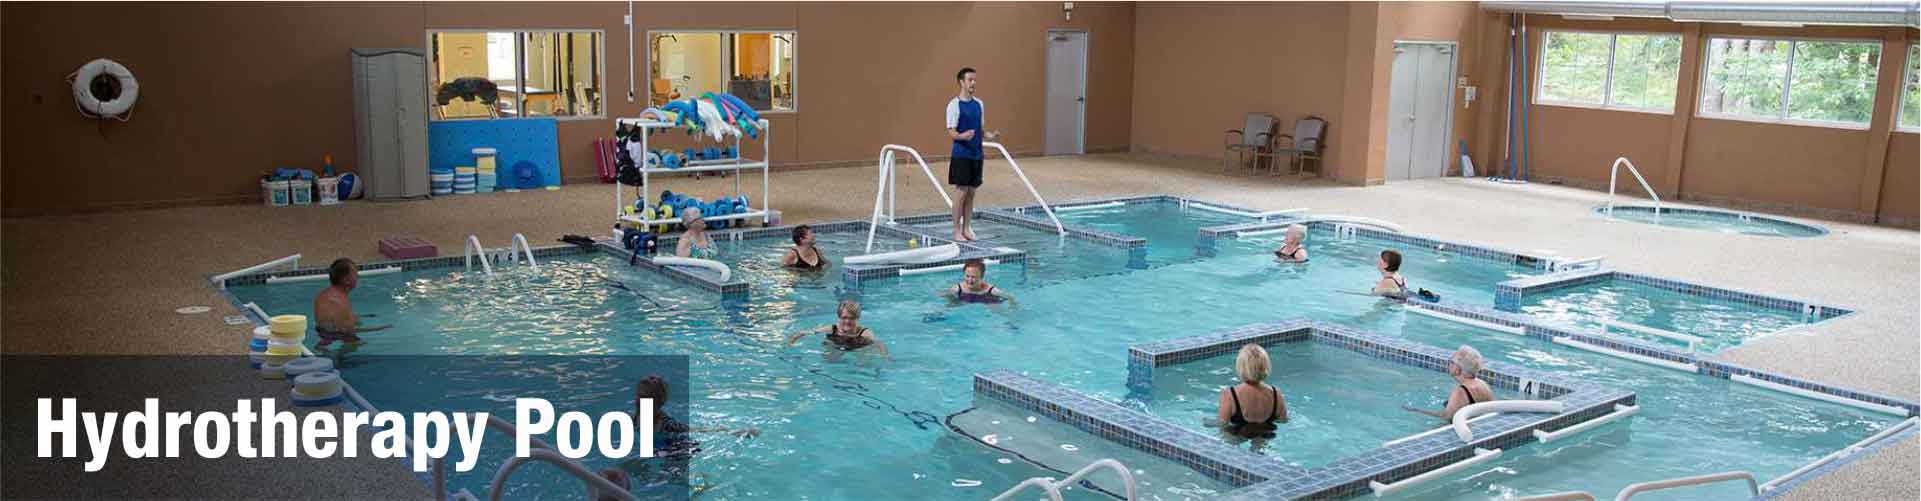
left=1537, top=31, right=1683, bottom=112
left=1900, top=43, right=1918, bottom=131
left=1699, top=37, right=1881, bottom=126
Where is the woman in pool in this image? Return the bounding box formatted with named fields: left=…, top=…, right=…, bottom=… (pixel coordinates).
left=786, top=300, right=889, bottom=361
left=1371, top=250, right=1407, bottom=298
left=1213, top=344, right=1289, bottom=442
left=944, top=259, right=1013, bottom=304
left=675, top=207, right=717, bottom=259
left=780, top=225, right=827, bottom=270
left=612, top=375, right=757, bottom=497
left=1272, top=224, right=1309, bottom=263
left=1403, top=345, right=1496, bottom=422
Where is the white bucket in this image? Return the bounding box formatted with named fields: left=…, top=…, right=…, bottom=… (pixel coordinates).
left=264, top=180, right=291, bottom=207
left=317, top=177, right=341, bottom=205
left=289, top=179, right=313, bottom=205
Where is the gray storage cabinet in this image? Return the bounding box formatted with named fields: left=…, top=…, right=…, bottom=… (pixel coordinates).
left=352, top=48, right=429, bottom=200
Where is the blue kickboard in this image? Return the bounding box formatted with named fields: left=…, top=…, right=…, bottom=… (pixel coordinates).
left=427, top=118, right=561, bottom=189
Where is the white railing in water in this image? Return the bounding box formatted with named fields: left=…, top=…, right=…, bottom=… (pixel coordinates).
left=1606, top=157, right=1661, bottom=219
left=991, top=458, right=1137, bottom=501
left=464, top=235, right=495, bottom=279
left=1616, top=471, right=1756, bottom=500
left=866, top=144, right=954, bottom=253
left=864, top=143, right=1065, bottom=253
left=1368, top=448, right=1503, bottom=497
left=211, top=254, right=301, bottom=289
left=507, top=233, right=540, bottom=272
left=983, top=141, right=1066, bottom=240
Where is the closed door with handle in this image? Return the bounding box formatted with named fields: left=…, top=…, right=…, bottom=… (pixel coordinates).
left=1045, top=30, right=1088, bottom=156
left=1383, top=43, right=1457, bottom=181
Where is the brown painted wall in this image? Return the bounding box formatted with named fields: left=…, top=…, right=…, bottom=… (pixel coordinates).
left=1, top=2, right=1133, bottom=215
left=1129, top=2, right=1351, bottom=173
left=1879, top=132, right=1919, bottom=225
left=1482, top=14, right=1920, bottom=224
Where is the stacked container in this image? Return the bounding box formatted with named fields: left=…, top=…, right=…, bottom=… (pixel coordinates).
left=474, top=148, right=498, bottom=193
left=454, top=166, right=477, bottom=194
left=431, top=168, right=455, bottom=196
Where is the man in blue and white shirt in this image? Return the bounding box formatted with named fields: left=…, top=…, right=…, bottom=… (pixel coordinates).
left=945, top=67, right=999, bottom=242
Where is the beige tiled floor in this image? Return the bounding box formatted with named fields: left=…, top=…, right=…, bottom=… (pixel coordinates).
left=2, top=153, right=1913, bottom=499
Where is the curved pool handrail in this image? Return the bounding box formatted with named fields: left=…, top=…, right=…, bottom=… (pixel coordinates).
left=983, top=141, right=1066, bottom=239
left=991, top=458, right=1137, bottom=501
left=1606, top=157, right=1660, bottom=219
left=1615, top=471, right=1755, bottom=501
left=867, top=144, right=956, bottom=253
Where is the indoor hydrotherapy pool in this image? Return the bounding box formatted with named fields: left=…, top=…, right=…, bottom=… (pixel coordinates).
left=226, top=201, right=1903, bottom=500
left=1596, top=205, right=1829, bottom=238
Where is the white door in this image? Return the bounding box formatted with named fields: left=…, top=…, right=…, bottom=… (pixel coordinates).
left=1384, top=42, right=1457, bottom=181
left=1045, top=31, right=1088, bottom=156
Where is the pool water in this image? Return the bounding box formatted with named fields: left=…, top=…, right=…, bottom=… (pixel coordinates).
left=1376, top=315, right=1891, bottom=499
left=1519, top=279, right=1811, bottom=353
left=1597, top=206, right=1827, bottom=238
left=1138, top=342, right=1514, bottom=470
left=899, top=217, right=1142, bottom=283
left=947, top=399, right=1236, bottom=499
left=1225, top=229, right=1538, bottom=306
left=227, top=206, right=1889, bottom=500
left=1053, top=202, right=1250, bottom=266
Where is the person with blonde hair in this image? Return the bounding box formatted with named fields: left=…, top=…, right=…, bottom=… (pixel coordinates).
left=1404, top=345, right=1496, bottom=421
left=1215, top=343, right=1288, bottom=439
left=1272, top=224, right=1309, bottom=263
left=786, top=300, right=889, bottom=361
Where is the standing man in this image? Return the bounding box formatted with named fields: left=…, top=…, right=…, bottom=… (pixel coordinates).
left=945, top=67, right=999, bottom=242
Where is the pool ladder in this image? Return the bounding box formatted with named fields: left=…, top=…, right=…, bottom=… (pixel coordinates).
left=1605, top=156, right=1661, bottom=220
left=991, top=458, right=1137, bottom=501
left=463, top=234, right=542, bottom=279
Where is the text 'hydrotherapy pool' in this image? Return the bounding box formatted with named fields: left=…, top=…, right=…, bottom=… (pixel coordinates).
left=227, top=197, right=1904, bottom=500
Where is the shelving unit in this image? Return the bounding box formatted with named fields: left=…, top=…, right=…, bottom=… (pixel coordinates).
left=611, top=117, right=772, bottom=228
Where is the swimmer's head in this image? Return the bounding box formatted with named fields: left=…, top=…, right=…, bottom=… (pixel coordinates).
left=329, top=258, right=358, bottom=289
left=682, top=207, right=706, bottom=231
left=634, top=375, right=670, bottom=417
left=1235, top=344, right=1270, bottom=384
left=837, top=300, right=861, bottom=330
left=1379, top=250, right=1402, bottom=273
left=1285, top=224, right=1306, bottom=243
left=1450, top=345, right=1484, bottom=380
left=962, top=259, right=987, bottom=286
left=793, top=225, right=814, bottom=245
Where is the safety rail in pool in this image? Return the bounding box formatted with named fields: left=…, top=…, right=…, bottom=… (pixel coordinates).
left=865, top=142, right=1065, bottom=253
left=990, top=458, right=1138, bottom=501
left=974, top=319, right=1635, bottom=500
left=1493, top=267, right=1854, bottom=353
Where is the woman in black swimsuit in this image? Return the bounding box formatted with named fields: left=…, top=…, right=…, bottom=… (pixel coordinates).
left=1272, top=224, right=1309, bottom=263
left=781, top=225, right=827, bottom=270
left=786, top=300, right=889, bottom=361
left=1403, top=345, right=1496, bottom=422
left=1215, top=344, right=1289, bottom=442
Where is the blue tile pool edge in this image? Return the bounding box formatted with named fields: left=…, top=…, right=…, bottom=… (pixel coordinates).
left=985, top=318, right=1634, bottom=500
left=212, top=241, right=602, bottom=287
left=1195, top=219, right=1557, bottom=271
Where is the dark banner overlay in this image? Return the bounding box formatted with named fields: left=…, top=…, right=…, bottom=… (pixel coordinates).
left=2, top=355, right=691, bottom=500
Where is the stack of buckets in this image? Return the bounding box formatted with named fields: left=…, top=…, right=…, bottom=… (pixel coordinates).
left=258, top=315, right=308, bottom=379
left=454, top=166, right=477, bottom=194
left=474, top=148, right=498, bottom=193
left=431, top=168, right=455, bottom=196
left=285, top=357, right=344, bottom=407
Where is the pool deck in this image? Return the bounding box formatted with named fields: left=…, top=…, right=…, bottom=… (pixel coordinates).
left=3, top=152, right=1914, bottom=500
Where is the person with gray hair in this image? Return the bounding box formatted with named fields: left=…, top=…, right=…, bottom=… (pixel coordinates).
left=675, top=206, right=717, bottom=259
left=1213, top=344, right=1289, bottom=441
left=1272, top=224, right=1309, bottom=263
left=1404, top=345, right=1496, bottom=422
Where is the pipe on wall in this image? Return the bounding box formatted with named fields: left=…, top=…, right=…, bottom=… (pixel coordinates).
left=1480, top=1, right=1919, bottom=28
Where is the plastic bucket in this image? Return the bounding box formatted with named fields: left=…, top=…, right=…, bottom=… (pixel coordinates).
left=289, top=179, right=313, bottom=205
left=265, top=180, right=291, bottom=207
left=317, top=177, right=341, bottom=205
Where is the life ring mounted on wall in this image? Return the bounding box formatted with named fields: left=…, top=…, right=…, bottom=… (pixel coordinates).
left=69, top=58, right=139, bottom=121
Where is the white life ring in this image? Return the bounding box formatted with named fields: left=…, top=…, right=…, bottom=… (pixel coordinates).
left=844, top=243, right=962, bottom=266
left=653, top=256, right=732, bottom=282
left=70, top=58, right=140, bottom=119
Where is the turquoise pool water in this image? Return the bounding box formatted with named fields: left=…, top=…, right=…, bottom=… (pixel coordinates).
left=1519, top=279, right=1811, bottom=353
left=1597, top=206, right=1827, bottom=238
left=1052, top=201, right=1249, bottom=266
left=1138, top=342, right=1515, bottom=470
left=226, top=205, right=1892, bottom=500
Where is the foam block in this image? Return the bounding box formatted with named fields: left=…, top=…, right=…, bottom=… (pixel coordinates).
left=379, top=236, right=438, bottom=260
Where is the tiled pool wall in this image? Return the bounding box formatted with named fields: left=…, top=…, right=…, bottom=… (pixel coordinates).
left=1406, top=300, right=1919, bottom=418
left=1492, top=269, right=1855, bottom=321
left=1595, top=205, right=1832, bottom=237
left=989, top=318, right=1634, bottom=500
left=215, top=241, right=603, bottom=287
